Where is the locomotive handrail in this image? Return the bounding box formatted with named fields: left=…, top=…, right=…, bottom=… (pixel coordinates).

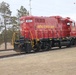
left=29, top=30, right=34, bottom=40
left=12, top=32, right=19, bottom=46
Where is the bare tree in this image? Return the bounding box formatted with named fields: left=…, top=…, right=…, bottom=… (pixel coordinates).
left=0, top=1, right=11, bottom=50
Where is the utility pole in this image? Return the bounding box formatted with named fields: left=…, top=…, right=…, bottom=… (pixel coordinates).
left=29, top=0, right=32, bottom=15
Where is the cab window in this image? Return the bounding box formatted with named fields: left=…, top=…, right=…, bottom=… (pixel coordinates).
left=72, top=22, right=75, bottom=27
left=26, top=20, right=33, bottom=23
left=67, top=22, right=70, bottom=26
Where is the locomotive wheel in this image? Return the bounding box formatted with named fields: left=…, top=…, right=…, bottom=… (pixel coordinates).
left=25, top=43, right=32, bottom=53
left=14, top=43, right=23, bottom=52
left=35, top=43, right=41, bottom=52
left=66, top=44, right=71, bottom=47
left=75, top=38, right=76, bottom=45
left=48, top=41, right=52, bottom=50
left=34, top=48, right=40, bottom=52
left=42, top=42, right=50, bottom=51
left=42, top=44, right=49, bottom=51
left=43, top=45, right=49, bottom=51
left=59, top=41, right=61, bottom=49
left=66, top=40, right=71, bottom=47
left=33, top=45, right=39, bottom=52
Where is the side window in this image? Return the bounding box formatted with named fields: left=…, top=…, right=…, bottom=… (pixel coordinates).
left=35, top=19, right=45, bottom=23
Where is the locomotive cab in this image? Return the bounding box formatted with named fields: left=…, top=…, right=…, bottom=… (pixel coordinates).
left=20, top=16, right=34, bottom=39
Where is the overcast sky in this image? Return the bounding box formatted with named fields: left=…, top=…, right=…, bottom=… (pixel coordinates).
left=0, top=0, right=76, bottom=20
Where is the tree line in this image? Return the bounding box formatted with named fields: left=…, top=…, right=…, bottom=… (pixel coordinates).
left=0, top=1, right=29, bottom=45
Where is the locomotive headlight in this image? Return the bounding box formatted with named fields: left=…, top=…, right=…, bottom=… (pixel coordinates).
left=20, top=20, right=25, bottom=24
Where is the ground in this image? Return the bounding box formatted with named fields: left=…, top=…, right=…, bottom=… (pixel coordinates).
left=0, top=47, right=76, bottom=75
left=0, top=43, right=13, bottom=50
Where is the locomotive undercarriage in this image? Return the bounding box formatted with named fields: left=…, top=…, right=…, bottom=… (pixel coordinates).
left=14, top=37, right=76, bottom=53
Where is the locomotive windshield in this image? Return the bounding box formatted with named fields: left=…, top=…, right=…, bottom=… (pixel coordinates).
left=67, top=22, right=70, bottom=26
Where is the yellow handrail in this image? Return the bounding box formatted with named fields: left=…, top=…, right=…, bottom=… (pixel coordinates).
left=12, top=32, right=19, bottom=46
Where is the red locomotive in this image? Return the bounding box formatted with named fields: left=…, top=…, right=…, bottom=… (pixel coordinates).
left=13, top=16, right=76, bottom=53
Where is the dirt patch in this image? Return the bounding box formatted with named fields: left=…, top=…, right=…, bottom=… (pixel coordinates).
left=0, top=47, right=76, bottom=75
left=0, top=43, right=13, bottom=50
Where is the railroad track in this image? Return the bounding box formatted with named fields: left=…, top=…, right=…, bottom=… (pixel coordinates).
left=0, top=50, right=25, bottom=59
left=0, top=46, right=76, bottom=59
left=0, top=49, right=13, bottom=52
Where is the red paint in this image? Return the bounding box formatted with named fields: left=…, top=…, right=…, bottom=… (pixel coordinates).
left=20, top=16, right=76, bottom=40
